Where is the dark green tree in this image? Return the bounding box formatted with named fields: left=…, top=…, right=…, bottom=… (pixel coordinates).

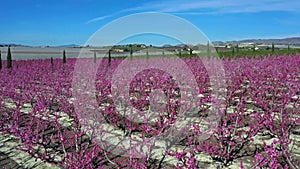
left=50, top=57, right=54, bottom=67
left=7, top=46, right=12, bottom=69
left=272, top=43, right=275, bottom=54
left=63, top=50, right=66, bottom=64
left=189, top=48, right=193, bottom=56
left=129, top=44, right=133, bottom=57
left=0, top=50, right=2, bottom=70
left=108, top=49, right=111, bottom=65
left=94, top=51, right=97, bottom=63
left=146, top=48, right=149, bottom=59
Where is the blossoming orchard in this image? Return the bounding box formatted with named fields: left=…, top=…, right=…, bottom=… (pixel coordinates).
left=0, top=51, right=299, bottom=168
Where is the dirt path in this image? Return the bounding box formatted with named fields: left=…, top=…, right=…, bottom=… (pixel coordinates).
left=0, top=133, right=59, bottom=169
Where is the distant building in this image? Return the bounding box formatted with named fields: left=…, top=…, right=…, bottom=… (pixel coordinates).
left=136, top=44, right=146, bottom=48
left=114, top=49, right=124, bottom=53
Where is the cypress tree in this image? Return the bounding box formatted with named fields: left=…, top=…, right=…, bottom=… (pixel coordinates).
left=146, top=48, right=149, bottom=59
left=51, top=57, right=54, bottom=67
left=7, top=46, right=12, bottom=69
left=108, top=49, right=111, bottom=65
left=189, top=48, right=193, bottom=56
left=0, top=50, right=2, bottom=70
left=207, top=42, right=210, bottom=58
left=94, top=51, right=97, bottom=63
left=129, top=44, right=133, bottom=57
left=63, top=50, right=66, bottom=64
left=272, top=43, right=275, bottom=54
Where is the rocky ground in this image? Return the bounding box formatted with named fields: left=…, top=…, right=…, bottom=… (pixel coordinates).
left=0, top=95, right=299, bottom=168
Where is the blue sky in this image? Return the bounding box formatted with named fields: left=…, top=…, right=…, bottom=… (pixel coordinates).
left=1, top=0, right=300, bottom=46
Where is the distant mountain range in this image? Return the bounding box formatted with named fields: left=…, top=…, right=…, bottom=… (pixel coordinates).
left=161, top=37, right=300, bottom=47
left=52, top=44, right=81, bottom=48
left=1, top=37, right=300, bottom=47
left=0, top=43, right=30, bottom=47
left=0, top=44, right=81, bottom=48
left=216, top=37, right=300, bottom=45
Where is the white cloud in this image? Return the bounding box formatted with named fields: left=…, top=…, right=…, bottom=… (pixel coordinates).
left=124, top=0, right=300, bottom=14
left=86, top=15, right=113, bottom=24
left=86, top=0, right=300, bottom=23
